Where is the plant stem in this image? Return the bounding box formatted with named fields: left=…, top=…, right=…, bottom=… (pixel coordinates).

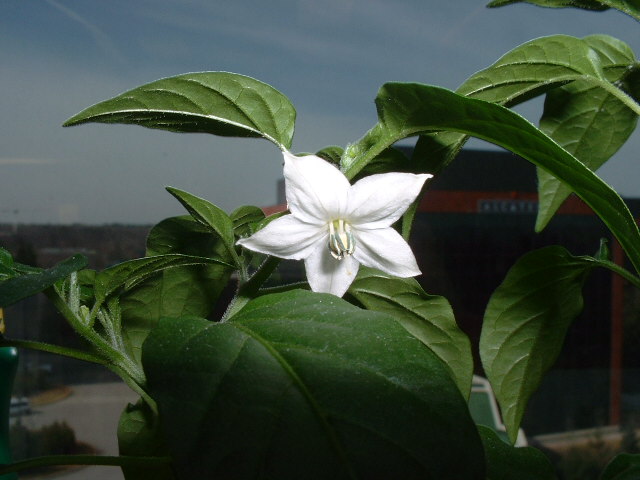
left=45, top=288, right=145, bottom=386
left=0, top=338, right=106, bottom=366
left=589, top=76, right=640, bottom=116
left=594, top=259, right=640, bottom=290
left=222, top=256, right=281, bottom=321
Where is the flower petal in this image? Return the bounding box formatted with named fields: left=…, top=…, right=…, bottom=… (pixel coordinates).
left=346, top=172, right=432, bottom=229
left=304, top=241, right=359, bottom=297
left=237, top=214, right=325, bottom=260
left=353, top=227, right=421, bottom=277
left=283, top=151, right=350, bottom=224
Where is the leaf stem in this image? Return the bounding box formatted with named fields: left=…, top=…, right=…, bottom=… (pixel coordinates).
left=222, top=256, right=281, bottom=321
left=342, top=128, right=391, bottom=180
left=588, top=258, right=640, bottom=290
left=0, top=338, right=106, bottom=365
left=1, top=336, right=157, bottom=414
left=45, top=288, right=145, bottom=386
left=587, top=77, right=640, bottom=116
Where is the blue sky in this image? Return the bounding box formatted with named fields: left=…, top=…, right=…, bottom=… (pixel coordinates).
left=1, top=0, right=638, bottom=224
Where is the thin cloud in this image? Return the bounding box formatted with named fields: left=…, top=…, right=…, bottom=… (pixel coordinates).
left=0, top=158, right=57, bottom=166
left=43, top=0, right=126, bottom=63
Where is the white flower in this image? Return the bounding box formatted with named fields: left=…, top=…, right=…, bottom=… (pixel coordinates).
left=237, top=151, right=432, bottom=297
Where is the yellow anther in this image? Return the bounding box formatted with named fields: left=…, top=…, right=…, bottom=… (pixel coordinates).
left=328, top=219, right=355, bottom=260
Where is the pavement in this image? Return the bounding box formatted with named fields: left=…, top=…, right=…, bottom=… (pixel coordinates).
left=19, top=382, right=139, bottom=480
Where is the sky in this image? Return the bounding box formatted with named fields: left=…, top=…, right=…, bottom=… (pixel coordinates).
left=1, top=0, right=638, bottom=225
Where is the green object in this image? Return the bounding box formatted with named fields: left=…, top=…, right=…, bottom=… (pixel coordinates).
left=600, top=453, right=640, bottom=480
left=0, top=255, right=87, bottom=308
left=480, top=246, right=594, bottom=443
left=349, top=266, right=473, bottom=398
left=143, top=290, right=485, bottom=479
left=63, top=71, right=297, bottom=150
left=469, top=376, right=528, bottom=447
left=0, top=347, right=18, bottom=480
left=477, top=426, right=557, bottom=480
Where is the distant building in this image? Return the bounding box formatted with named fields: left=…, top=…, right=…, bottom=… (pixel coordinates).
left=0, top=224, right=150, bottom=270
left=410, top=149, right=639, bottom=435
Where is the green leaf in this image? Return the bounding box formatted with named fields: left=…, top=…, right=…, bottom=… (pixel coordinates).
left=230, top=205, right=266, bottom=238
left=457, top=35, right=604, bottom=107
left=95, top=253, right=233, bottom=304
left=536, top=80, right=638, bottom=229
left=120, top=216, right=235, bottom=365
left=0, top=249, right=12, bottom=269
left=584, top=35, right=637, bottom=82
left=414, top=34, right=638, bottom=178
left=166, top=187, right=239, bottom=266
left=536, top=36, right=638, bottom=229
left=340, top=83, right=640, bottom=274
left=348, top=267, right=473, bottom=398
left=479, top=246, right=595, bottom=442
left=143, top=290, right=485, bottom=480
left=0, top=255, right=87, bottom=308
left=118, top=399, right=175, bottom=480
left=255, top=209, right=288, bottom=231
left=487, top=0, right=608, bottom=10
left=351, top=147, right=417, bottom=181
left=600, top=453, right=640, bottom=480
left=315, top=145, right=344, bottom=166
left=486, top=0, right=640, bottom=21
left=63, top=72, right=296, bottom=149
left=411, top=131, right=467, bottom=175
left=0, top=249, right=14, bottom=279
left=230, top=206, right=268, bottom=268
left=478, top=426, right=557, bottom=480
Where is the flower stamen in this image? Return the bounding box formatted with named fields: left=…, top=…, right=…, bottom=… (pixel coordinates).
left=328, top=219, right=355, bottom=260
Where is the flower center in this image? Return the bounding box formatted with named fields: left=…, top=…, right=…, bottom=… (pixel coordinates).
left=328, top=219, right=355, bottom=260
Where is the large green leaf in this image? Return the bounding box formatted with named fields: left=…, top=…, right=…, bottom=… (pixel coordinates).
left=0, top=254, right=87, bottom=308
left=340, top=83, right=640, bottom=274
left=63, top=72, right=296, bottom=149
left=478, top=426, right=557, bottom=480
left=486, top=0, right=640, bottom=21
left=479, top=246, right=597, bottom=442
left=536, top=35, right=638, bottom=230
left=457, top=35, right=604, bottom=106
left=348, top=267, right=473, bottom=398
left=120, top=216, right=235, bottom=365
left=600, top=453, right=640, bottom=480
left=143, top=290, right=485, bottom=480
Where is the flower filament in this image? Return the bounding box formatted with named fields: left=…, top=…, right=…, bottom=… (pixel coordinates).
left=328, top=219, right=355, bottom=260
